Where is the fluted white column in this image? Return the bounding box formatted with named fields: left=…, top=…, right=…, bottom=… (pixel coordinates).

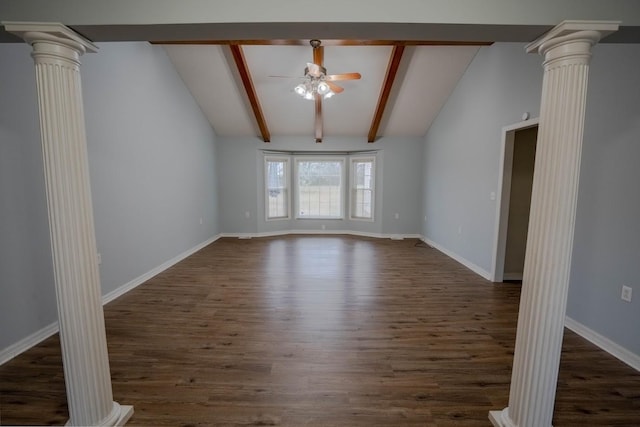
left=489, top=21, right=618, bottom=427
left=3, top=22, right=133, bottom=426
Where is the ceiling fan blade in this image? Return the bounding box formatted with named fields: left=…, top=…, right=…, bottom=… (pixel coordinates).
left=326, top=81, right=344, bottom=94
left=326, top=72, right=362, bottom=81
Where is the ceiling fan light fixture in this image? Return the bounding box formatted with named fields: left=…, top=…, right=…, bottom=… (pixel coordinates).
left=294, top=83, right=307, bottom=96
left=317, top=81, right=330, bottom=95
left=294, top=77, right=334, bottom=100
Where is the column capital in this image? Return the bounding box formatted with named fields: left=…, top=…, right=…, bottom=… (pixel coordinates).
left=2, top=21, right=98, bottom=54
left=526, top=20, right=619, bottom=55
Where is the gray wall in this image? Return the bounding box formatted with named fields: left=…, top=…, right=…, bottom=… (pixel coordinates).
left=0, top=42, right=219, bottom=352
left=217, top=135, right=423, bottom=236
left=422, top=42, right=640, bottom=356
left=0, top=44, right=57, bottom=349
left=422, top=43, right=542, bottom=272
left=83, top=43, right=219, bottom=295
left=568, top=44, right=640, bottom=356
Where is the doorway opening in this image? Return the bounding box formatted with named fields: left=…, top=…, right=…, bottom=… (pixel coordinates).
left=491, top=118, right=539, bottom=282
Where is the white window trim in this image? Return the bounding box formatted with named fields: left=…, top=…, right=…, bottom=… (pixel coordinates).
left=294, top=156, right=346, bottom=220
left=349, top=156, right=376, bottom=221
left=264, top=156, right=291, bottom=221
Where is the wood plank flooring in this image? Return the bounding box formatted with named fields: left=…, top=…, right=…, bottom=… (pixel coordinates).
left=1, top=236, right=639, bottom=426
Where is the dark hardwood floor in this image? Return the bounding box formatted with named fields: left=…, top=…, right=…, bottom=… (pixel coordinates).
left=1, top=236, right=639, bottom=426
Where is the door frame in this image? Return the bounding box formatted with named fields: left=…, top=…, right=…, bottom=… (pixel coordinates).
left=491, top=117, right=539, bottom=282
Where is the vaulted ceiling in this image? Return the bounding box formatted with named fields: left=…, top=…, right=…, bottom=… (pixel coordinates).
left=161, top=41, right=483, bottom=143
left=3, top=1, right=638, bottom=144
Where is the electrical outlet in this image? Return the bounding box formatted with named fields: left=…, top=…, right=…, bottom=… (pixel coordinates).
left=621, top=285, right=633, bottom=302
left=245, top=211, right=250, bottom=218
left=394, top=213, right=399, bottom=219
left=96, top=253, right=102, bottom=265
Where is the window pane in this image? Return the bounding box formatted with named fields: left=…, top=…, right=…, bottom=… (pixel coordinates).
left=297, top=160, right=343, bottom=218
left=352, top=189, right=372, bottom=218
left=267, top=161, right=285, bottom=188
left=268, top=188, right=288, bottom=217
left=355, top=162, right=372, bottom=188
left=351, top=159, right=374, bottom=219
left=266, top=159, right=288, bottom=219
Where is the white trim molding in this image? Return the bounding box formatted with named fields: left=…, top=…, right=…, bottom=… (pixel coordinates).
left=221, top=230, right=422, bottom=240
left=565, top=317, right=640, bottom=372
left=491, top=117, right=539, bottom=282
left=422, top=237, right=492, bottom=280
left=102, top=234, right=221, bottom=305
left=0, top=322, right=59, bottom=366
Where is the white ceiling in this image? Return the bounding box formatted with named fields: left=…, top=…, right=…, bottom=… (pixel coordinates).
left=164, top=43, right=480, bottom=141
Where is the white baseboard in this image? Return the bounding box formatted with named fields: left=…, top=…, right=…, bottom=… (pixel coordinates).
left=0, top=234, right=222, bottom=366
left=421, top=237, right=492, bottom=280
left=0, top=322, right=58, bottom=366
left=221, top=230, right=423, bottom=240
left=102, top=234, right=221, bottom=305
left=565, top=316, right=640, bottom=372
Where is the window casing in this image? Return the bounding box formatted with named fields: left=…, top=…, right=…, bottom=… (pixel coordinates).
left=350, top=157, right=375, bottom=221
left=265, top=157, right=290, bottom=220
left=294, top=158, right=345, bottom=219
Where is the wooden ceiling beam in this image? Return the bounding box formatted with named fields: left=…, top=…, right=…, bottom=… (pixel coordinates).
left=156, top=39, right=490, bottom=143
left=368, top=45, right=405, bottom=143
left=153, top=39, right=492, bottom=46
left=228, top=44, right=271, bottom=143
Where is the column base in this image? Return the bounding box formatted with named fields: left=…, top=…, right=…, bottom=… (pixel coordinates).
left=113, top=404, right=134, bottom=426
left=66, top=402, right=134, bottom=426
left=489, top=408, right=516, bottom=427
left=489, top=408, right=553, bottom=427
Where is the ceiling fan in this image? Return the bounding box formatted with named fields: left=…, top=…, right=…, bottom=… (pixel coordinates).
left=272, top=39, right=361, bottom=142
left=291, top=39, right=361, bottom=100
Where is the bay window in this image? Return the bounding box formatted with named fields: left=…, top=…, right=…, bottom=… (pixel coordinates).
left=264, top=153, right=376, bottom=223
